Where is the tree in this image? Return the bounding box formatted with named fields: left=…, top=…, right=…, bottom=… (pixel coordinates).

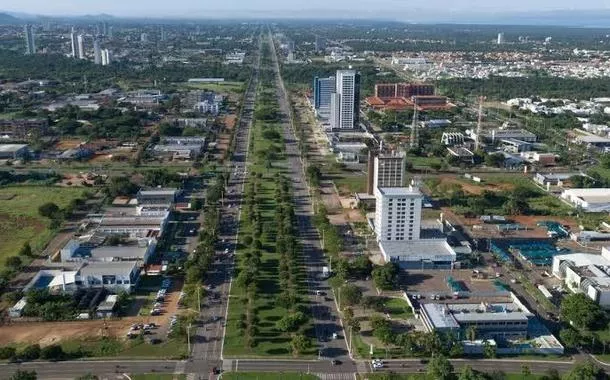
left=371, top=262, right=399, bottom=290
left=38, top=202, right=60, bottom=219
left=19, top=242, right=32, bottom=257
left=521, top=365, right=531, bottom=379
left=5, top=256, right=21, bottom=269
left=40, top=344, right=64, bottom=361
left=563, top=361, right=604, bottom=380
left=9, top=370, right=37, bottom=380
left=427, top=354, right=454, bottom=380
left=465, top=326, right=477, bottom=341
left=19, top=344, right=41, bottom=361
left=306, top=165, right=322, bottom=187
left=561, top=293, right=607, bottom=330
left=370, top=314, right=393, bottom=344
left=350, top=255, right=373, bottom=279
left=483, top=340, right=496, bottom=358
left=340, top=284, right=362, bottom=307
left=541, top=369, right=560, bottom=380
left=0, top=346, right=16, bottom=360
left=503, top=197, right=529, bottom=216
left=485, top=153, right=505, bottom=168
left=459, top=366, right=485, bottom=380
left=275, top=312, right=307, bottom=332
left=560, top=327, right=582, bottom=349
left=290, top=334, right=309, bottom=357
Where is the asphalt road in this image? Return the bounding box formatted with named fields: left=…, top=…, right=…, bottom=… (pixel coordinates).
left=185, top=34, right=263, bottom=378
left=267, top=31, right=358, bottom=372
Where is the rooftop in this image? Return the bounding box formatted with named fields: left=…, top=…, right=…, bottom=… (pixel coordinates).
left=379, top=239, right=456, bottom=262
left=377, top=186, right=423, bottom=196
left=0, top=144, right=28, bottom=153
left=79, top=261, right=137, bottom=277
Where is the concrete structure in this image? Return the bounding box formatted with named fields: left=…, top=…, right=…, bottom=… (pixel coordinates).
left=561, top=188, right=610, bottom=212
left=552, top=249, right=610, bottom=309
left=315, top=36, right=326, bottom=52
left=79, top=261, right=140, bottom=292
left=480, top=129, right=537, bottom=143
left=374, top=151, right=406, bottom=188
left=101, top=49, right=111, bottom=66
left=0, top=144, right=29, bottom=160
left=375, top=186, right=423, bottom=242
left=152, top=137, right=206, bottom=159
left=77, top=34, right=85, bottom=59
left=421, top=300, right=531, bottom=339
left=70, top=28, right=78, bottom=58
left=137, top=188, right=179, bottom=205
left=574, top=134, right=610, bottom=151
left=374, top=83, right=434, bottom=100
left=330, top=70, right=360, bottom=130
left=93, top=38, right=102, bottom=65
left=313, top=76, right=335, bottom=117
left=60, top=237, right=157, bottom=264
left=24, top=25, right=35, bottom=55
left=497, top=32, right=505, bottom=45
left=534, top=172, right=582, bottom=187
left=441, top=132, right=465, bottom=146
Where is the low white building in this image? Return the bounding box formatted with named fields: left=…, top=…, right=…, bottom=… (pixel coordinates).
left=560, top=188, right=610, bottom=212
left=552, top=248, right=610, bottom=309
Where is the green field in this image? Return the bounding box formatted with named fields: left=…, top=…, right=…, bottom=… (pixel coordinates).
left=0, top=185, right=85, bottom=266
left=383, top=297, right=413, bottom=320
left=223, top=373, right=319, bottom=380
left=183, top=81, right=244, bottom=93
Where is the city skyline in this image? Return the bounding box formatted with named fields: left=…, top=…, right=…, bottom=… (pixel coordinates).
left=2, top=1, right=610, bottom=20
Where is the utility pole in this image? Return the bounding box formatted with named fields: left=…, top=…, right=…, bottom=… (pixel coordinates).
left=187, top=324, right=192, bottom=355
left=197, top=286, right=201, bottom=312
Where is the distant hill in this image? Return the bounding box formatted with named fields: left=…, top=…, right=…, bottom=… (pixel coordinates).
left=0, top=12, right=22, bottom=24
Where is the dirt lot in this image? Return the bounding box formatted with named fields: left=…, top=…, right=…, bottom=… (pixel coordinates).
left=0, top=279, right=184, bottom=346
left=54, top=139, right=84, bottom=150
left=435, top=175, right=515, bottom=195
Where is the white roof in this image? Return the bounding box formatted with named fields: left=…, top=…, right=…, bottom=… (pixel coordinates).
left=554, top=252, right=610, bottom=268
left=47, top=271, right=78, bottom=288
left=377, top=186, right=422, bottom=196
left=380, top=239, right=456, bottom=262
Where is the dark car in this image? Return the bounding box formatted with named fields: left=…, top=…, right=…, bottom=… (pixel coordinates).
left=331, top=359, right=341, bottom=365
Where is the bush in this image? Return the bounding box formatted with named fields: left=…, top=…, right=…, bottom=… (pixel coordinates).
left=40, top=344, right=64, bottom=361
left=19, top=344, right=41, bottom=361
left=0, top=346, right=16, bottom=360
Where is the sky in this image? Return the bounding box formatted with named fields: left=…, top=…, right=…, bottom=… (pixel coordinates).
left=4, top=0, right=610, bottom=19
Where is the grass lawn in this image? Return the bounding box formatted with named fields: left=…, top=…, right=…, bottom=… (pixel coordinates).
left=406, top=155, right=443, bottom=168
left=0, top=185, right=85, bottom=267
left=334, top=175, right=366, bottom=195
left=223, top=373, right=318, bottom=380
left=183, top=81, right=244, bottom=93
left=224, top=84, right=314, bottom=358
left=383, top=297, right=413, bottom=320
left=132, top=375, right=186, bottom=380
left=359, top=373, right=544, bottom=380
left=59, top=337, right=187, bottom=359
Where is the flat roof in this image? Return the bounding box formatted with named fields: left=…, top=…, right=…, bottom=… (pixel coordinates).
left=421, top=303, right=459, bottom=329
left=379, top=239, right=456, bottom=262
left=377, top=186, right=423, bottom=196
left=138, top=189, right=178, bottom=196
left=0, top=144, right=27, bottom=152
left=79, top=261, right=137, bottom=277
left=89, top=245, right=148, bottom=259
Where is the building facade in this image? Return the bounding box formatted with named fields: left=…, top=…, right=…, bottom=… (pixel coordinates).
left=77, top=34, right=85, bottom=59
left=24, top=25, right=35, bottom=55
left=330, top=70, right=360, bottom=130
left=374, top=151, right=406, bottom=188
left=93, top=38, right=102, bottom=65
left=374, top=83, right=435, bottom=100
left=374, top=186, right=423, bottom=242
left=313, top=76, right=335, bottom=113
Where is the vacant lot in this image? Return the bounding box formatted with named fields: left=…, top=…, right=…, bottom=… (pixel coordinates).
left=0, top=186, right=85, bottom=267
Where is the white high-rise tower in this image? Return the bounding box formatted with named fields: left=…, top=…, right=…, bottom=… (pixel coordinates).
left=70, top=28, right=78, bottom=58
left=93, top=38, right=102, bottom=64
left=101, top=49, right=111, bottom=66
left=330, top=70, right=360, bottom=130
left=24, top=25, right=36, bottom=55
left=77, top=34, right=85, bottom=59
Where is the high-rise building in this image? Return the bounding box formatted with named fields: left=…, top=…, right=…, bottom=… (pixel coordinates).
left=497, top=32, right=505, bottom=45
left=330, top=70, right=360, bottom=130
left=374, top=151, right=406, bottom=189
left=160, top=26, right=167, bottom=42
left=141, top=33, right=149, bottom=43
left=24, top=25, right=35, bottom=55
left=77, top=34, right=85, bottom=59
left=93, top=38, right=102, bottom=65
left=313, top=76, right=335, bottom=115
left=101, top=49, right=111, bottom=66
left=374, top=185, right=423, bottom=242
left=102, top=22, right=108, bottom=36
left=70, top=28, right=78, bottom=58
